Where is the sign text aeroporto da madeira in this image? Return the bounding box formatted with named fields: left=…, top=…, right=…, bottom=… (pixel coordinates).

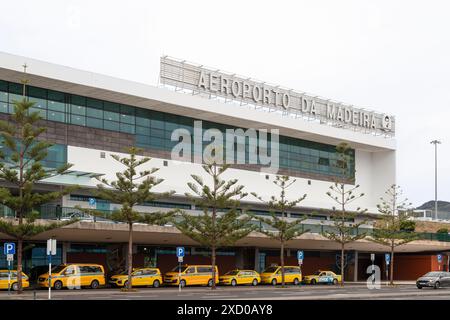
left=197, top=70, right=386, bottom=131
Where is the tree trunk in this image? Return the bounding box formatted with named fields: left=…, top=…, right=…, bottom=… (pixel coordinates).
left=127, top=223, right=133, bottom=290
left=340, top=243, right=345, bottom=286
left=390, top=247, right=395, bottom=286
left=16, top=238, right=23, bottom=294
left=211, top=245, right=216, bottom=290
left=280, top=242, right=285, bottom=287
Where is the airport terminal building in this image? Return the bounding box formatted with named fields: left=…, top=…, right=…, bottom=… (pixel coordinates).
left=0, top=53, right=447, bottom=280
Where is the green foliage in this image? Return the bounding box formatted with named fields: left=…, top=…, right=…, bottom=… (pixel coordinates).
left=0, top=96, right=77, bottom=224
left=250, top=175, right=308, bottom=243
left=371, top=185, right=418, bottom=246
left=0, top=77, right=79, bottom=293
left=250, top=175, right=307, bottom=287
left=399, top=220, right=416, bottom=232
left=322, top=142, right=367, bottom=245
left=321, top=142, right=367, bottom=285
left=173, top=163, right=254, bottom=248
left=437, top=228, right=449, bottom=234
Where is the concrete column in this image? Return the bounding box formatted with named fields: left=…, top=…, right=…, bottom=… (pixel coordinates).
left=62, top=242, right=69, bottom=264
left=354, top=251, right=359, bottom=282
left=254, top=248, right=260, bottom=272
left=235, top=249, right=244, bottom=269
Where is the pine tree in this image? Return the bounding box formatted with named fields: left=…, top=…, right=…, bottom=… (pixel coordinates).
left=370, top=184, right=417, bottom=286
left=82, top=147, right=176, bottom=291
left=321, top=142, right=367, bottom=286
left=250, top=175, right=307, bottom=287
left=0, top=67, right=78, bottom=293
left=173, top=163, right=254, bottom=290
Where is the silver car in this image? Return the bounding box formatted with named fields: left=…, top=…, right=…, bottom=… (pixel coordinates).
left=416, top=272, right=450, bottom=289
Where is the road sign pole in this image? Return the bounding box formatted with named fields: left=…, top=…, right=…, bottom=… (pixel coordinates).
left=178, top=260, right=181, bottom=292
left=48, top=254, right=52, bottom=300
left=7, top=260, right=11, bottom=295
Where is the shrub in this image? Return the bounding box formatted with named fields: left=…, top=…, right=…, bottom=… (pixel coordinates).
left=400, top=220, right=416, bottom=232
left=436, top=228, right=449, bottom=234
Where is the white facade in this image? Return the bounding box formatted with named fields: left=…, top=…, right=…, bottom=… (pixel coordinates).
left=0, top=51, right=396, bottom=216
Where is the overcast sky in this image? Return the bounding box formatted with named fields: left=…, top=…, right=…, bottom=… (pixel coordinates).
left=1, top=0, right=449, bottom=207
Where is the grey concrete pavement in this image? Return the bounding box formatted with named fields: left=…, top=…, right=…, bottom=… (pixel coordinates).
left=1, top=282, right=449, bottom=300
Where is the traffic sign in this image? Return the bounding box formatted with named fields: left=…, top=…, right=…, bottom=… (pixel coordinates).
left=6, top=254, right=13, bottom=262
left=385, top=253, right=391, bottom=265
left=46, top=239, right=57, bottom=256
left=437, top=254, right=443, bottom=263
left=297, top=250, right=304, bottom=260
left=176, top=247, right=185, bottom=258
left=88, top=198, right=96, bottom=206
left=3, top=243, right=15, bottom=255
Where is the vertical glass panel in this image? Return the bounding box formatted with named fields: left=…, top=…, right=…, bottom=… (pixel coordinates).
left=0, top=102, right=8, bottom=113
left=70, top=104, right=85, bottom=115
left=136, top=126, right=150, bottom=136
left=135, top=109, right=151, bottom=127
left=86, top=117, right=103, bottom=129
left=104, top=101, right=120, bottom=121
left=28, top=86, right=47, bottom=99
left=70, top=115, right=86, bottom=126
left=29, top=107, right=46, bottom=118
left=29, top=97, right=47, bottom=110
left=120, top=123, right=135, bottom=134
left=86, top=98, right=103, bottom=118
left=104, top=120, right=119, bottom=131
left=47, top=111, right=65, bottom=123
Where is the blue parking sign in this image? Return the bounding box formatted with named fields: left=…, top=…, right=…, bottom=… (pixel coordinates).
left=176, top=247, right=185, bottom=258
left=88, top=198, right=96, bottom=206
left=3, top=243, right=15, bottom=255
left=385, top=253, right=391, bottom=264
left=297, top=250, right=304, bottom=260
left=437, top=254, right=443, bottom=263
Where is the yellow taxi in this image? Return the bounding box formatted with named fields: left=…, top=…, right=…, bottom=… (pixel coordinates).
left=0, top=270, right=29, bottom=291
left=219, top=269, right=261, bottom=286
left=303, top=270, right=341, bottom=285
left=38, top=263, right=105, bottom=290
left=109, top=268, right=162, bottom=288
left=260, top=265, right=302, bottom=285
left=164, top=265, right=219, bottom=287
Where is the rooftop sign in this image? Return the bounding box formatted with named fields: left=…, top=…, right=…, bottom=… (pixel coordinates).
left=159, top=56, right=395, bottom=136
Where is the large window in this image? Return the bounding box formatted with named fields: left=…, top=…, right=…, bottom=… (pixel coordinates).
left=0, top=79, right=355, bottom=180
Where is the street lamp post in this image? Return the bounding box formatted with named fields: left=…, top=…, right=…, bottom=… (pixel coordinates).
left=430, top=140, right=441, bottom=220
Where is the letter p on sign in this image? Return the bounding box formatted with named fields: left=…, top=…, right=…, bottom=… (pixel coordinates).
left=4, top=243, right=15, bottom=255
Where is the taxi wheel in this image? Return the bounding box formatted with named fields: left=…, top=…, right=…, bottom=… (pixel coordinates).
left=180, top=280, right=186, bottom=288
left=90, top=280, right=100, bottom=289
left=434, top=282, right=440, bottom=289
left=54, top=281, right=63, bottom=290
left=333, top=279, right=338, bottom=285
left=231, top=279, right=237, bottom=286
left=271, top=279, right=277, bottom=286
left=153, top=280, right=160, bottom=288
left=11, top=282, right=18, bottom=291
left=207, top=279, right=213, bottom=287
left=310, top=279, right=316, bottom=285
left=293, top=278, right=300, bottom=285
left=252, top=279, right=258, bottom=286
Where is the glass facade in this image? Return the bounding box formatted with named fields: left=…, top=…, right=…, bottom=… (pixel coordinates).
left=0, top=137, right=67, bottom=169
left=0, top=80, right=355, bottom=180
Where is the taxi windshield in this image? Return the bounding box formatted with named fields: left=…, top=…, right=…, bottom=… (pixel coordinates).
left=171, top=265, right=188, bottom=272
left=313, top=271, right=323, bottom=275
left=51, top=265, right=67, bottom=273
left=263, top=267, right=278, bottom=273
left=225, top=270, right=240, bottom=276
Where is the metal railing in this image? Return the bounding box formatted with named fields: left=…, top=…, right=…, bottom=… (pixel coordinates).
left=2, top=204, right=450, bottom=242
